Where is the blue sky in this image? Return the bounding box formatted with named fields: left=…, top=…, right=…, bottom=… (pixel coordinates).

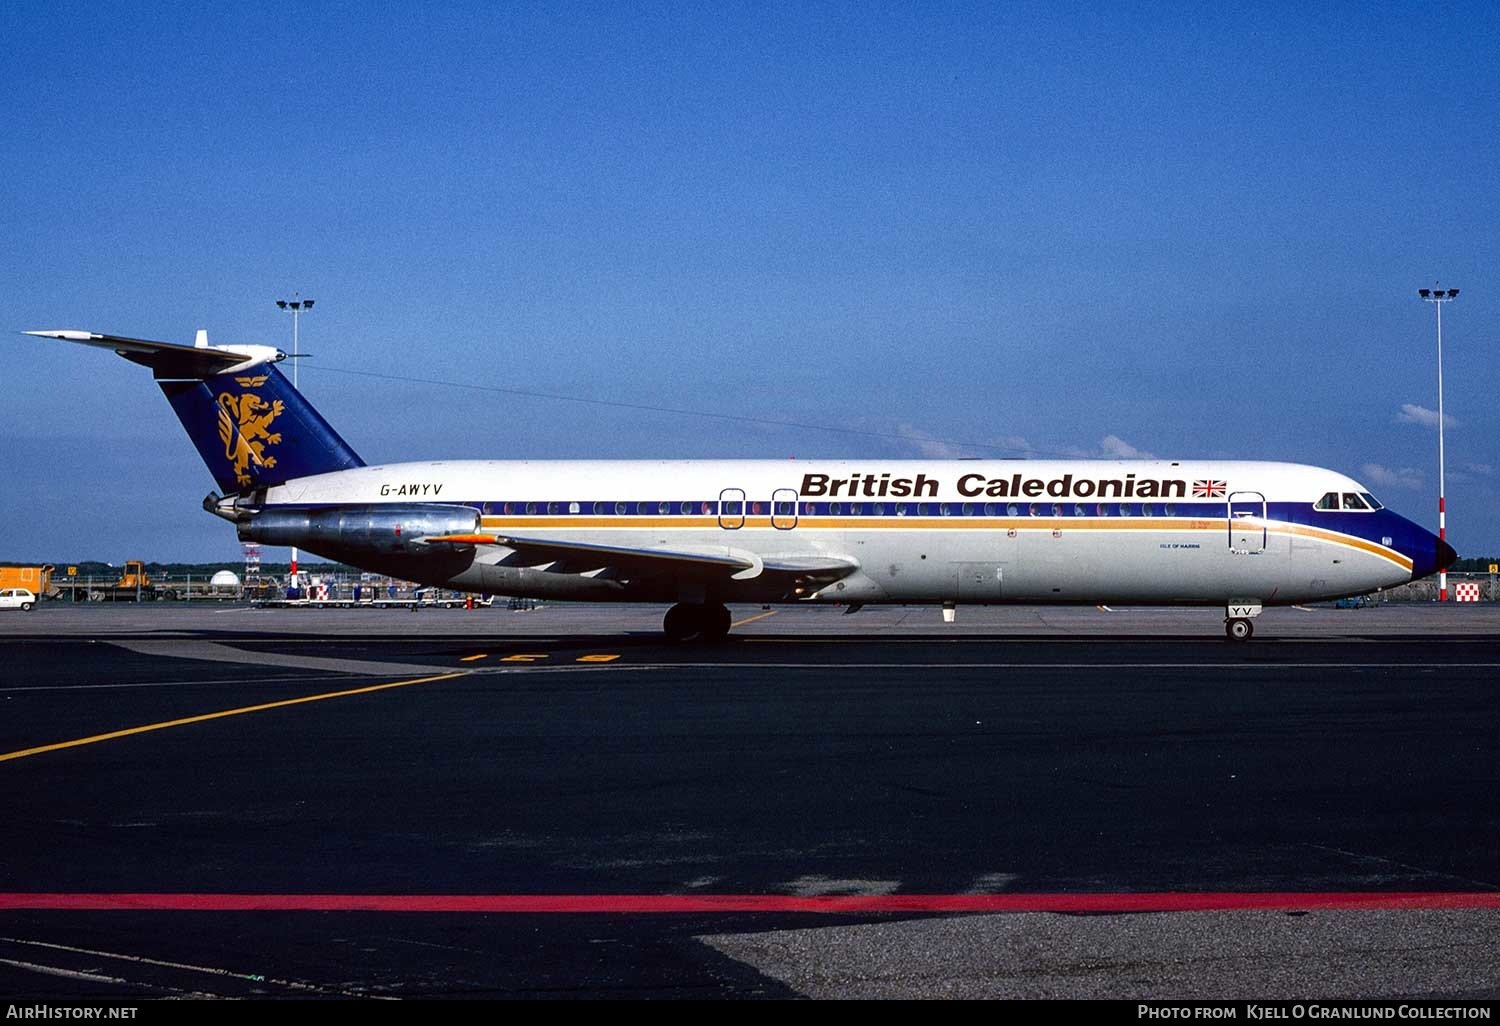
left=3, top=2, right=1496, bottom=563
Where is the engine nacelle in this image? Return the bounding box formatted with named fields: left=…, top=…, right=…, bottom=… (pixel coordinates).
left=238, top=504, right=481, bottom=557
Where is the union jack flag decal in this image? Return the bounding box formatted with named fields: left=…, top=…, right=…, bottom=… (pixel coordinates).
left=1192, top=480, right=1227, bottom=498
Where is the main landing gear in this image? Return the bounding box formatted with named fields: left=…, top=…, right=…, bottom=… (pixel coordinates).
left=1225, top=617, right=1254, bottom=641
left=663, top=602, right=732, bottom=643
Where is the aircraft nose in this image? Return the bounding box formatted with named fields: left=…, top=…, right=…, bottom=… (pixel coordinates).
left=1411, top=533, right=1458, bottom=582
left=1437, top=537, right=1458, bottom=572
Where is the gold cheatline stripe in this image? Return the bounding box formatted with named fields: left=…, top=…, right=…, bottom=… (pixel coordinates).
left=476, top=516, right=1412, bottom=571
left=1282, top=523, right=1412, bottom=571
left=0, top=672, right=466, bottom=764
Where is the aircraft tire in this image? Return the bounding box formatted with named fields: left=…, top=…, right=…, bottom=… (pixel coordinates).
left=663, top=603, right=701, bottom=642
left=699, top=603, right=732, bottom=643
left=1225, top=617, right=1253, bottom=641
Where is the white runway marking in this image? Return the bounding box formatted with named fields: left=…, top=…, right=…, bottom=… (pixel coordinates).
left=110, top=639, right=454, bottom=676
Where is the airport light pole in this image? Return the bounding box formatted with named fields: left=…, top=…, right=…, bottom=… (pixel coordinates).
left=276, top=295, right=314, bottom=591
left=275, top=295, right=314, bottom=387
left=1418, top=285, right=1458, bottom=602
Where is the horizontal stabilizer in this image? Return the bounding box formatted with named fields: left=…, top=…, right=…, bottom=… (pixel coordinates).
left=25, top=329, right=283, bottom=378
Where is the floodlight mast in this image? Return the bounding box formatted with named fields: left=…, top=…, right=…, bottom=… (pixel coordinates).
left=275, top=295, right=315, bottom=590
left=1417, top=285, right=1458, bottom=602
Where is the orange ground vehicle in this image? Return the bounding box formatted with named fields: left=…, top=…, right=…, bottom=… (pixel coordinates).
left=0, top=565, right=56, bottom=598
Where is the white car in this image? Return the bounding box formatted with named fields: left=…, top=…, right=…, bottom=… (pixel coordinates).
left=0, top=588, right=37, bottom=611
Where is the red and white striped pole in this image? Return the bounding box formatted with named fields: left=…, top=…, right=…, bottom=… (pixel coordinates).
left=1419, top=285, right=1458, bottom=602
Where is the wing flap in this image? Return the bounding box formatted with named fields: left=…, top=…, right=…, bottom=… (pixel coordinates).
left=492, top=534, right=757, bottom=574
left=424, top=532, right=859, bottom=581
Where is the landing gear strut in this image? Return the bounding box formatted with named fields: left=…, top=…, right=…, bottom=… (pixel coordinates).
left=663, top=602, right=732, bottom=643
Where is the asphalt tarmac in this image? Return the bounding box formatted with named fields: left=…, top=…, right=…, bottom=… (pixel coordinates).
left=1, top=602, right=1498, bottom=1000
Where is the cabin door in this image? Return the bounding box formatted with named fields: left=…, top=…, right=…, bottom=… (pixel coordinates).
left=1228, top=491, right=1267, bottom=552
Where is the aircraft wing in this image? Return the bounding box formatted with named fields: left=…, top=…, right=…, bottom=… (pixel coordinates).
left=424, top=532, right=859, bottom=582
left=24, top=330, right=281, bottom=378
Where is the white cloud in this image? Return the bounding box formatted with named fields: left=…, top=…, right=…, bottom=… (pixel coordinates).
left=1100, top=435, right=1155, bottom=459
left=1465, top=462, right=1494, bottom=477
left=991, top=434, right=1036, bottom=456
left=893, top=425, right=1041, bottom=459
left=894, top=423, right=965, bottom=459
left=1396, top=403, right=1457, bottom=429
left=1361, top=463, right=1424, bottom=490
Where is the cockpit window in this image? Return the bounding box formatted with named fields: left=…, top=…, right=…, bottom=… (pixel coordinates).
left=1342, top=492, right=1369, bottom=510
left=1360, top=492, right=1383, bottom=510
left=1315, top=492, right=1339, bottom=510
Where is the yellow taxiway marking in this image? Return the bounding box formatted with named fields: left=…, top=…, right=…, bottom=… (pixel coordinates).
left=0, top=672, right=466, bottom=765
left=576, top=654, right=621, bottom=663
left=501, top=654, right=550, bottom=662
left=459, top=653, right=489, bottom=662
left=731, top=610, right=780, bottom=628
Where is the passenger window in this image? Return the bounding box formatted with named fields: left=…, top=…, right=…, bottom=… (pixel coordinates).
left=1096, top=503, right=1110, bottom=517
left=1028, top=503, right=1040, bottom=516
left=984, top=503, right=998, bottom=516
left=962, top=503, right=974, bottom=515
left=1118, top=503, right=1132, bottom=517
left=1142, top=503, right=1154, bottom=516
left=1165, top=503, right=1176, bottom=516
left=850, top=503, right=863, bottom=515
left=1006, top=503, right=1019, bottom=516
left=873, top=503, right=885, bottom=515
left=1074, top=504, right=1086, bottom=517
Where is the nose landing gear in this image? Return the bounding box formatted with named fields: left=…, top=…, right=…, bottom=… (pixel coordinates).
left=1224, top=600, right=1262, bottom=642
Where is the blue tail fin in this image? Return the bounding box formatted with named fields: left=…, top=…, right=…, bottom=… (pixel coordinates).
left=159, top=363, right=364, bottom=494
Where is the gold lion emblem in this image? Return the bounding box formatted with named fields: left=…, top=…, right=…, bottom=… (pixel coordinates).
left=217, top=388, right=285, bottom=486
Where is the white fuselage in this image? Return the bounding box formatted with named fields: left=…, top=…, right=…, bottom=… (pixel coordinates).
left=255, top=458, right=1426, bottom=607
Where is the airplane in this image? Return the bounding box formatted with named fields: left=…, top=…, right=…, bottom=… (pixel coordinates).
left=23, top=328, right=1456, bottom=642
